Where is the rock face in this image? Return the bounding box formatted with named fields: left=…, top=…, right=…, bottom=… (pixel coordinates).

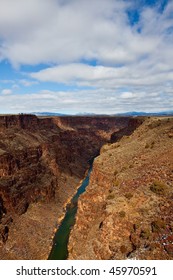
left=68, top=117, right=173, bottom=260
left=0, top=114, right=132, bottom=259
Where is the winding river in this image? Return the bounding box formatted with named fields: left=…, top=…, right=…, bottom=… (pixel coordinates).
left=48, top=165, right=92, bottom=260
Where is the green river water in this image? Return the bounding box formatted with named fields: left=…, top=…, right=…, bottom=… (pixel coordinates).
left=48, top=166, right=92, bottom=260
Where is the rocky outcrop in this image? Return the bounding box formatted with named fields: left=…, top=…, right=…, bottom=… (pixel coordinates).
left=111, top=117, right=144, bottom=142
left=0, top=114, right=131, bottom=259
left=68, top=117, right=173, bottom=260
left=0, top=114, right=39, bottom=130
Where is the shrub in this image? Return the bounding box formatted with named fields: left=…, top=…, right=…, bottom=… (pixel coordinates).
left=121, top=166, right=127, bottom=172
left=139, top=207, right=149, bottom=215
left=168, top=133, right=173, bottom=138
left=148, top=120, right=161, bottom=129
left=120, top=245, right=127, bottom=254
left=145, top=141, right=155, bottom=149
left=114, top=179, right=119, bottom=186
left=151, top=219, right=166, bottom=233
left=150, top=180, right=167, bottom=195
left=125, top=193, right=133, bottom=200
left=140, top=229, right=151, bottom=239
left=150, top=141, right=155, bottom=148
left=114, top=170, right=118, bottom=176
left=119, top=210, right=126, bottom=218
left=107, top=193, right=115, bottom=200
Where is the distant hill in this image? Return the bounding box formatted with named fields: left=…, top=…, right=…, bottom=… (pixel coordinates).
left=31, top=112, right=67, bottom=116
left=76, top=112, right=96, bottom=116
left=75, top=111, right=173, bottom=117
left=31, top=111, right=173, bottom=117
left=114, top=111, right=173, bottom=116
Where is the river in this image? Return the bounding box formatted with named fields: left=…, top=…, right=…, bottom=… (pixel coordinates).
left=48, top=165, right=92, bottom=260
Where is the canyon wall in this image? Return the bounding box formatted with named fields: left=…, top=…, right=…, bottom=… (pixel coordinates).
left=0, top=114, right=132, bottom=259
left=68, top=117, right=173, bottom=260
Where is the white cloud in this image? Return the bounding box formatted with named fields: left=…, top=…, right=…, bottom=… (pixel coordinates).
left=30, top=63, right=126, bottom=84
left=1, top=89, right=12, bottom=95
left=0, top=87, right=172, bottom=115
left=0, top=0, right=173, bottom=114
left=19, top=79, right=38, bottom=87
left=12, top=84, right=20, bottom=89
left=30, top=61, right=173, bottom=90
left=0, top=0, right=171, bottom=67
left=0, top=79, right=14, bottom=84
left=120, top=92, right=136, bottom=99
left=0, top=0, right=129, bottom=66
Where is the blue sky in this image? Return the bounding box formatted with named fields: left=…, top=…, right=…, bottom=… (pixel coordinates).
left=0, top=0, right=173, bottom=114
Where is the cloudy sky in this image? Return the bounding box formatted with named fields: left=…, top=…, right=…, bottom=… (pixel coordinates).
left=0, top=0, right=173, bottom=114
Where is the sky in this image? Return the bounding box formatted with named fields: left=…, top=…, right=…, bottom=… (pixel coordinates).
left=0, top=0, right=173, bottom=115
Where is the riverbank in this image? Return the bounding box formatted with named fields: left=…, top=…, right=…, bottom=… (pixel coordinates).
left=49, top=166, right=92, bottom=260
left=0, top=115, right=133, bottom=259
left=0, top=175, right=81, bottom=260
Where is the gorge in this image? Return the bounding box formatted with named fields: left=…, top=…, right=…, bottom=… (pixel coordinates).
left=48, top=165, right=92, bottom=260
left=0, top=114, right=133, bottom=259
left=0, top=114, right=173, bottom=260
left=68, top=117, right=173, bottom=260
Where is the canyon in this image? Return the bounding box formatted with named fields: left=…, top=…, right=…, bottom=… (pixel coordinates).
left=68, top=117, right=173, bottom=260
left=1, top=114, right=172, bottom=260
left=0, top=114, right=132, bottom=259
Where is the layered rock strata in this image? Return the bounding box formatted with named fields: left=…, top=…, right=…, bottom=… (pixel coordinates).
left=68, top=117, right=173, bottom=260
left=0, top=114, right=132, bottom=259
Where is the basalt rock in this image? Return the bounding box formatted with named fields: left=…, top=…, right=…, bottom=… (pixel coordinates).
left=0, top=114, right=131, bottom=259
left=68, top=117, right=173, bottom=260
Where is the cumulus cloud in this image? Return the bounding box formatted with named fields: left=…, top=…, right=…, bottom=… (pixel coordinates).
left=0, top=0, right=127, bottom=65
left=1, top=89, right=12, bottom=95
left=120, top=92, right=137, bottom=99
left=30, top=60, right=173, bottom=90
left=19, top=79, right=38, bottom=87
left=30, top=63, right=127, bottom=84
left=0, top=0, right=173, bottom=113
left=0, top=87, right=172, bottom=115
left=0, top=0, right=171, bottom=67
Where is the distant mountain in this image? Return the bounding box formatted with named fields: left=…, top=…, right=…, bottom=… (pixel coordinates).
left=76, top=112, right=97, bottom=116
left=31, top=111, right=173, bottom=117
left=76, top=111, right=173, bottom=117
left=31, top=112, right=67, bottom=116
left=114, top=111, right=173, bottom=116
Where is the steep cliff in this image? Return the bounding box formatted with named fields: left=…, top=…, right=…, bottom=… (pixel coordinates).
left=68, top=117, right=173, bottom=260
left=0, top=114, right=130, bottom=259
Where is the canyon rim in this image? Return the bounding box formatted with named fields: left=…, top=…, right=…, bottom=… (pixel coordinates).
left=0, top=114, right=173, bottom=260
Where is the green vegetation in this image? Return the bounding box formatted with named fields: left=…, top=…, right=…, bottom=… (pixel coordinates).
left=114, top=170, right=118, bottom=176
left=107, top=193, right=115, bottom=200
left=124, top=192, right=133, bottom=200
left=121, top=166, right=127, bottom=172
left=150, top=141, right=155, bottom=148
left=145, top=143, right=150, bottom=149
left=145, top=141, right=155, bottom=149
left=140, top=229, right=151, bottom=239
left=119, top=210, right=126, bottom=218
left=148, top=120, right=161, bottom=129
left=113, top=179, right=119, bottom=186
left=150, top=180, right=167, bottom=195
left=139, top=207, right=149, bottom=215
left=151, top=219, right=166, bottom=233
